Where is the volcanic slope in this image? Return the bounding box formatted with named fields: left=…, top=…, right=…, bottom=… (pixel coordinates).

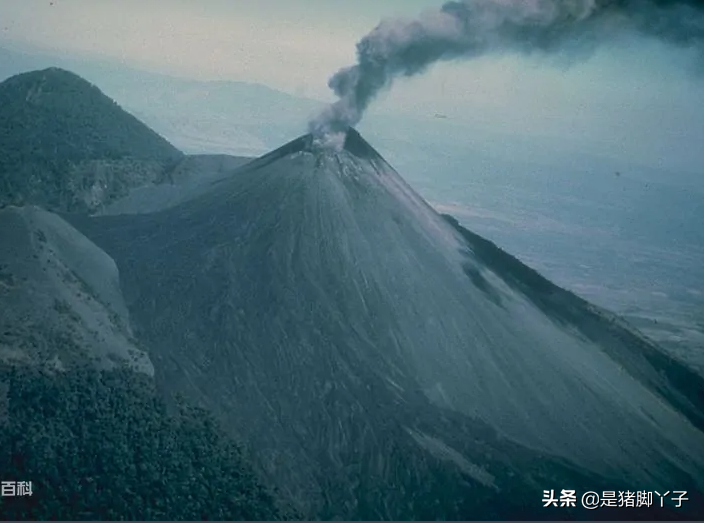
left=69, top=130, right=704, bottom=519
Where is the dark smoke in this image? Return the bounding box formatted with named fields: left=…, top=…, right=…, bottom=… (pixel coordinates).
left=309, top=0, right=704, bottom=148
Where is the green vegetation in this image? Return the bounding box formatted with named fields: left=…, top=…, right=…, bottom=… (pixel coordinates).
left=0, top=68, right=183, bottom=212
left=0, top=364, right=292, bottom=520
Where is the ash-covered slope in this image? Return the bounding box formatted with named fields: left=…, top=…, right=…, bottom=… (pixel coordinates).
left=69, top=129, right=704, bottom=519
left=0, top=205, right=153, bottom=374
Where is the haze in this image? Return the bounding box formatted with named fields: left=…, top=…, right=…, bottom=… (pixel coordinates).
left=2, top=0, right=704, bottom=172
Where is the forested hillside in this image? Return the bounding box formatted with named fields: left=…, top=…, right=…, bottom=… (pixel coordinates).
left=0, top=68, right=183, bottom=213
left=0, top=365, right=294, bottom=520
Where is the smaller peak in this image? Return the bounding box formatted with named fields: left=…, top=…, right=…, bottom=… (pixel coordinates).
left=42, top=67, right=85, bottom=80
left=12, top=67, right=84, bottom=81
left=38, top=66, right=72, bottom=74
left=2, top=67, right=97, bottom=93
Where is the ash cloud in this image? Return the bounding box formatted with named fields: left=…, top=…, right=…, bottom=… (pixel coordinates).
left=309, top=0, right=704, bottom=143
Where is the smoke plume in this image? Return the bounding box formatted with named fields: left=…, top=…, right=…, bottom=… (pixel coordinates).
left=309, top=0, right=704, bottom=147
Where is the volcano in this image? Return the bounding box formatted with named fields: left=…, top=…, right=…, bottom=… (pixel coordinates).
left=68, top=129, right=704, bottom=519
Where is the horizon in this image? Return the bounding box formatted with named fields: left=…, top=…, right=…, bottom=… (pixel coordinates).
left=1, top=0, right=703, bottom=175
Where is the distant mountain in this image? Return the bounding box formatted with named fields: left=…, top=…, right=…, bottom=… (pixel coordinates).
left=88, top=71, right=325, bottom=156
left=69, top=129, right=704, bottom=519
left=0, top=46, right=326, bottom=156
left=0, top=67, right=183, bottom=213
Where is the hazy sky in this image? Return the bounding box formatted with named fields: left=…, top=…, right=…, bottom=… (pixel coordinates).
left=1, top=0, right=703, bottom=172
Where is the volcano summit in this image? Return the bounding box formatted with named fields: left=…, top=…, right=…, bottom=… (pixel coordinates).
left=69, top=129, right=704, bottom=519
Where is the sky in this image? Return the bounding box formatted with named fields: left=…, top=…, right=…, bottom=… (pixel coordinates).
left=1, top=0, right=703, bottom=173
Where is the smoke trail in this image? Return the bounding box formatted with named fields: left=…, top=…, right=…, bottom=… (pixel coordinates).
left=309, top=0, right=704, bottom=147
